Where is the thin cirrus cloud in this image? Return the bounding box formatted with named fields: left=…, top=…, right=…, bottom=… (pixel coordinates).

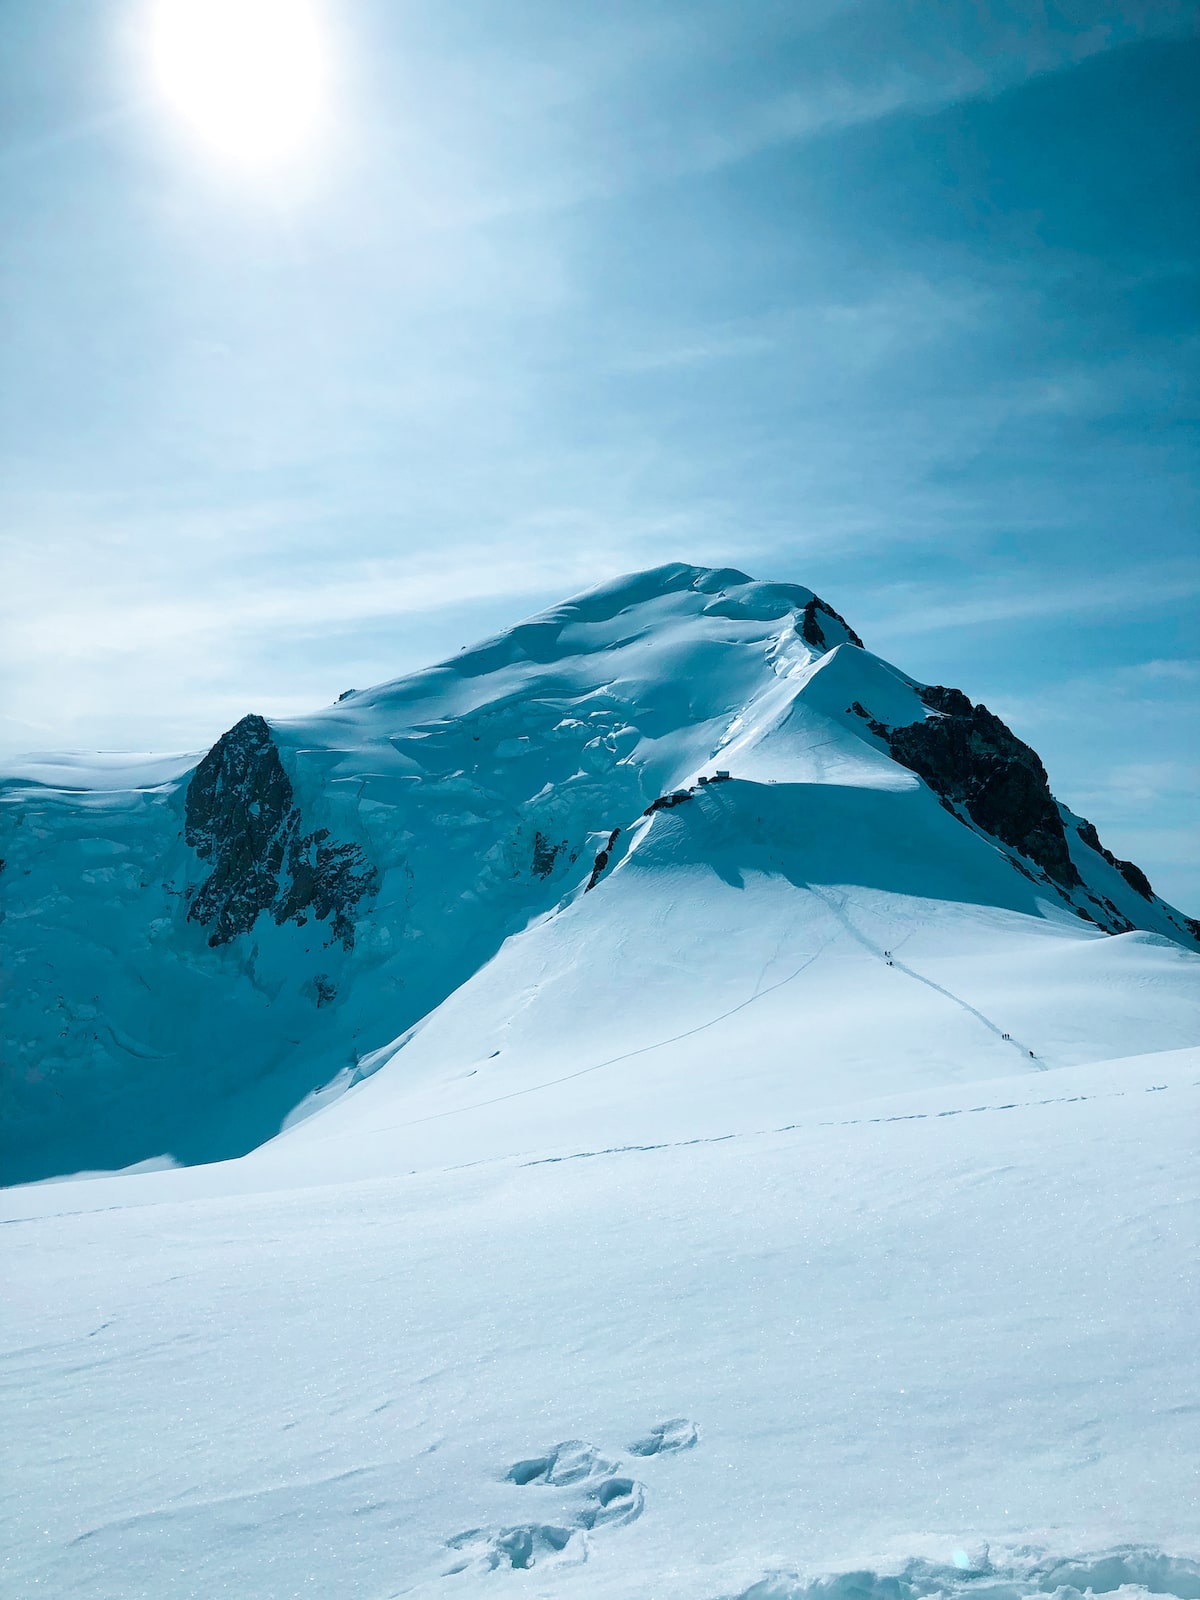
left=2, top=553, right=599, bottom=663
left=863, top=568, right=1200, bottom=640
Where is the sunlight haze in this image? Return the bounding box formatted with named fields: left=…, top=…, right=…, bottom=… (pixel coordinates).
left=147, top=0, right=331, bottom=168
left=1, top=1, right=1196, bottom=904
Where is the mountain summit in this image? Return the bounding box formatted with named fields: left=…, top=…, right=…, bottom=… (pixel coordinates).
left=2, top=563, right=1196, bottom=1184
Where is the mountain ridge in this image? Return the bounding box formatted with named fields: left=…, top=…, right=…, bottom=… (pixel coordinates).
left=2, top=562, right=1196, bottom=1186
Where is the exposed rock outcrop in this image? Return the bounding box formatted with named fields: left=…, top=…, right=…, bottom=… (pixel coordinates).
left=800, top=597, right=865, bottom=653
left=532, top=831, right=567, bottom=879
left=1075, top=819, right=1154, bottom=900
left=643, top=789, right=694, bottom=816
left=585, top=774, right=733, bottom=894
left=867, top=686, right=1082, bottom=889
left=185, top=714, right=377, bottom=949
left=585, top=829, right=622, bottom=892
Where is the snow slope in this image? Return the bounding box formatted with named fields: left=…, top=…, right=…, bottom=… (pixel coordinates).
left=3, top=1048, right=1199, bottom=1599
left=2, top=564, right=1196, bottom=1184
left=3, top=565, right=1199, bottom=1598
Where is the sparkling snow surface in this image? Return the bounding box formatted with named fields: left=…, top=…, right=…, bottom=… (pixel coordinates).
left=4, top=1050, right=1198, bottom=1598
left=3, top=567, right=1198, bottom=1597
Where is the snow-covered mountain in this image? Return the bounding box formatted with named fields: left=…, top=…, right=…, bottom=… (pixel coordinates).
left=2, top=562, right=1197, bottom=1185
left=5, top=564, right=1200, bottom=1600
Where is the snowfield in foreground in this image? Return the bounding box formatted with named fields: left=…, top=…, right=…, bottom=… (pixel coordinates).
left=4, top=1047, right=1198, bottom=1598
left=3, top=566, right=1198, bottom=1597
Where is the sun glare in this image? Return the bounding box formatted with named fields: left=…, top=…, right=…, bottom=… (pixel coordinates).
left=149, top=0, right=328, bottom=168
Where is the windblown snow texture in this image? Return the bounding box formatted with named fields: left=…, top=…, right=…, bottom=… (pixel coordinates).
left=1, top=563, right=1196, bottom=1184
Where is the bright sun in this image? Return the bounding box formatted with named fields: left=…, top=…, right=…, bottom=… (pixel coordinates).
left=149, top=0, right=328, bottom=168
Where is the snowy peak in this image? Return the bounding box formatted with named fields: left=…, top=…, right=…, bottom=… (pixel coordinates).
left=326, top=564, right=858, bottom=735
left=1, top=564, right=1196, bottom=1186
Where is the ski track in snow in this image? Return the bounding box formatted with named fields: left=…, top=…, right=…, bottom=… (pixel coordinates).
left=807, top=885, right=1049, bottom=1069
left=519, top=1078, right=1178, bottom=1170
left=275, top=871, right=1111, bottom=1155
left=2, top=1077, right=1192, bottom=1228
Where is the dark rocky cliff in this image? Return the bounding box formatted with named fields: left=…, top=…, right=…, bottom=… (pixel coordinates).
left=847, top=683, right=1200, bottom=948
left=185, top=714, right=377, bottom=948
left=867, top=686, right=1082, bottom=889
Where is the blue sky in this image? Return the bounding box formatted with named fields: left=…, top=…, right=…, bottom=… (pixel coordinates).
left=1, top=1, right=1197, bottom=903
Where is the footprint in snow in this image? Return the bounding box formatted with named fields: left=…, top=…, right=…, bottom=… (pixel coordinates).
left=629, top=1417, right=699, bottom=1456
left=577, top=1476, right=646, bottom=1530
left=443, top=1522, right=585, bottom=1574
left=506, top=1438, right=619, bottom=1486
left=443, top=1439, right=648, bottom=1575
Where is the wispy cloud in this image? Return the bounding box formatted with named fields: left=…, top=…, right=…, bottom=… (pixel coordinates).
left=1, top=554, right=585, bottom=662
left=433, top=5, right=1195, bottom=222
left=863, top=569, right=1200, bottom=640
